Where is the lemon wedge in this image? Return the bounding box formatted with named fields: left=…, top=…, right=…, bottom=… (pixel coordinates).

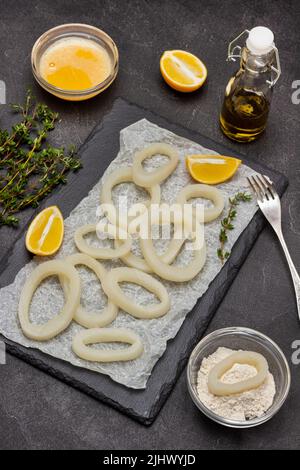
left=160, top=50, right=207, bottom=92
left=25, top=206, right=64, bottom=256
left=186, top=154, right=242, bottom=185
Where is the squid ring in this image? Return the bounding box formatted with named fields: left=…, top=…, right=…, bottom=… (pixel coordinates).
left=61, top=253, right=118, bottom=328
left=141, top=236, right=206, bottom=282
left=74, top=223, right=132, bottom=259
left=102, top=267, right=170, bottom=319
left=115, top=205, right=191, bottom=272
left=18, top=260, right=80, bottom=341
left=139, top=212, right=206, bottom=282
left=114, top=240, right=152, bottom=273
left=72, top=328, right=144, bottom=362
left=176, top=184, right=224, bottom=223
left=208, top=351, right=269, bottom=396
left=100, top=166, right=161, bottom=227
left=114, top=234, right=185, bottom=273
left=132, top=143, right=179, bottom=187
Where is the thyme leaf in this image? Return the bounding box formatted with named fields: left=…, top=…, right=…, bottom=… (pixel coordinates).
left=0, top=90, right=81, bottom=227
left=217, top=191, right=252, bottom=264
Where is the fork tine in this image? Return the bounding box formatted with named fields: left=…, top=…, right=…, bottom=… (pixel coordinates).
left=252, top=175, right=266, bottom=200
left=262, top=174, right=273, bottom=186
left=256, top=174, right=275, bottom=200
left=247, top=176, right=256, bottom=194
left=261, top=174, right=276, bottom=199
left=253, top=174, right=269, bottom=200
left=247, top=176, right=263, bottom=201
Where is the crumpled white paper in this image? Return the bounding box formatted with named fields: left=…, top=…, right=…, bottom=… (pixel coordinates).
left=0, top=119, right=258, bottom=389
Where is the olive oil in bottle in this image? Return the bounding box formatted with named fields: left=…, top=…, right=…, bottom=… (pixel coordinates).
left=220, top=88, right=270, bottom=142
left=220, top=27, right=281, bottom=143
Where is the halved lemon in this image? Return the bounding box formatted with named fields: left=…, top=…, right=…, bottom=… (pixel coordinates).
left=25, top=206, right=64, bottom=256
left=160, top=50, right=207, bottom=92
left=186, top=154, right=242, bottom=185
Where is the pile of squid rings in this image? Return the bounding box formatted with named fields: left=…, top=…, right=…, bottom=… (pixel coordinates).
left=18, top=143, right=224, bottom=363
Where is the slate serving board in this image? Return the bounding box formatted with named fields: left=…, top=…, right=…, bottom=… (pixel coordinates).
left=0, top=98, right=288, bottom=425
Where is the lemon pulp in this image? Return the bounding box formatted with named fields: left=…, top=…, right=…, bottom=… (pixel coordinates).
left=39, top=37, right=112, bottom=91
left=186, top=154, right=241, bottom=185
left=160, top=50, right=207, bottom=92
left=26, top=206, right=64, bottom=256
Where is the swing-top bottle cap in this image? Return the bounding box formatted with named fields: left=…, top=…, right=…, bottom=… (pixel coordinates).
left=246, top=26, right=274, bottom=55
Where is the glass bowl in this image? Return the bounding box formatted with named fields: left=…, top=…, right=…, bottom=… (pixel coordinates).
left=187, top=327, right=290, bottom=428
left=31, top=23, right=119, bottom=101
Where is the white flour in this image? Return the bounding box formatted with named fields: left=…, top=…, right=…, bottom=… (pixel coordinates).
left=197, top=347, right=276, bottom=421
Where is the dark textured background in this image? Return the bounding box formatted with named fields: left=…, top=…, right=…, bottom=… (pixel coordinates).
left=0, top=0, right=299, bottom=450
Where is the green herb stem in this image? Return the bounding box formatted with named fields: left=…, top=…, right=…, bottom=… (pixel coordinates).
left=217, top=191, right=252, bottom=264
left=0, top=90, right=81, bottom=227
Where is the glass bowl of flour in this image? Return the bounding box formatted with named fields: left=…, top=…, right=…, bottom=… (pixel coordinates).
left=187, top=327, right=290, bottom=428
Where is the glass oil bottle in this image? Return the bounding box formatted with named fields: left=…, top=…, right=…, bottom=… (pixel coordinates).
left=220, top=27, right=281, bottom=142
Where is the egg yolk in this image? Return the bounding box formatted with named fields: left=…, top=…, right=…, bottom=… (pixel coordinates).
left=39, top=37, right=112, bottom=91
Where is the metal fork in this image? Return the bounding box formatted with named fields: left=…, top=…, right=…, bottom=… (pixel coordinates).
left=248, top=174, right=300, bottom=321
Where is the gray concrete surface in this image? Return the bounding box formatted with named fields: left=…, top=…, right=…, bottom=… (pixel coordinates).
left=0, top=0, right=300, bottom=449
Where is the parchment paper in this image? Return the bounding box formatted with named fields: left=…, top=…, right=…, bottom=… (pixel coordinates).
left=0, top=119, right=258, bottom=389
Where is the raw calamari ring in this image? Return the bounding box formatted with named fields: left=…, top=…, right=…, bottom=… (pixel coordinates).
left=72, top=328, right=144, bottom=362
left=132, top=143, right=179, bottom=187
left=115, top=205, right=192, bottom=273
left=114, top=239, right=152, bottom=273
left=208, top=351, right=269, bottom=396
left=139, top=212, right=206, bottom=282
left=74, top=223, right=131, bottom=259
left=114, top=237, right=185, bottom=273
left=61, top=253, right=118, bottom=328
left=176, top=184, right=224, bottom=223
left=100, top=166, right=161, bottom=227
left=141, top=236, right=206, bottom=282
left=18, top=260, right=80, bottom=341
left=102, top=267, right=170, bottom=319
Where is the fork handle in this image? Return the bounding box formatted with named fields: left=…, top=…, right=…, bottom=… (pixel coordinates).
left=276, top=229, right=300, bottom=321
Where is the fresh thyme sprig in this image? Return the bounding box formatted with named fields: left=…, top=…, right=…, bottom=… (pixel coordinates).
left=217, top=191, right=252, bottom=264
left=0, top=90, right=81, bottom=227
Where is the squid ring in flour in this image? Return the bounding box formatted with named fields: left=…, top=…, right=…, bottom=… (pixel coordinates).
left=72, top=328, right=144, bottom=362
left=102, top=267, right=170, bottom=319
left=61, top=253, right=118, bottom=328
left=176, top=184, right=224, bottom=223
left=74, top=223, right=132, bottom=259
left=132, top=143, right=179, bottom=187
left=208, top=351, right=269, bottom=396
left=18, top=260, right=80, bottom=341
left=100, top=166, right=161, bottom=227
